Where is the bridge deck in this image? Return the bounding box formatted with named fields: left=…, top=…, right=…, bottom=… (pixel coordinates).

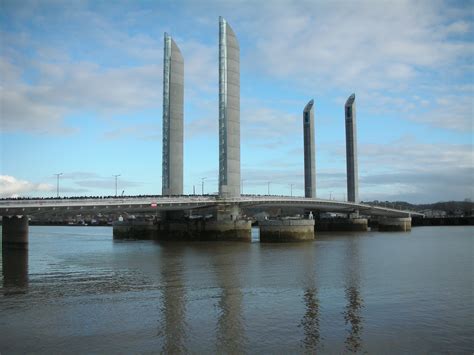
left=0, top=196, right=422, bottom=218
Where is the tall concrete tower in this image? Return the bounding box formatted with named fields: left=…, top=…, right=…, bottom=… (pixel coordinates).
left=303, top=99, right=316, bottom=198
left=218, top=17, right=240, bottom=198
left=162, top=33, right=184, bottom=196
left=345, top=93, right=359, bottom=203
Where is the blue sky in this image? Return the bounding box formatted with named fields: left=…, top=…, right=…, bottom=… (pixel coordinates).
left=0, top=0, right=472, bottom=203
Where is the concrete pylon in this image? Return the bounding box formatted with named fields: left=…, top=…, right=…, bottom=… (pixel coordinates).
left=162, top=33, right=184, bottom=196
left=303, top=99, right=316, bottom=198
left=345, top=93, right=359, bottom=203
left=218, top=17, right=240, bottom=198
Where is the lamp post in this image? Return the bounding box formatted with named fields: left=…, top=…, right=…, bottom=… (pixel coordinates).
left=54, top=173, right=63, bottom=198
left=201, top=177, right=207, bottom=195
left=290, top=183, right=294, bottom=197
left=113, top=174, right=121, bottom=197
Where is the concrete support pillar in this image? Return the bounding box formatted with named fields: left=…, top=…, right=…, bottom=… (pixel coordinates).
left=113, top=205, right=252, bottom=241
left=216, top=204, right=242, bottom=222
left=155, top=219, right=251, bottom=241
left=378, top=217, right=412, bottom=232
left=315, top=218, right=368, bottom=232
left=113, top=220, right=156, bottom=240
left=2, top=216, right=29, bottom=249
left=260, top=219, right=315, bottom=242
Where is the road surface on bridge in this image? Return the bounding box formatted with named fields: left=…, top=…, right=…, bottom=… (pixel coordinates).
left=0, top=196, right=422, bottom=218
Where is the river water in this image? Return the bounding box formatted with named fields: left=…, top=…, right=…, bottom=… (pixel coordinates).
left=0, top=226, right=472, bottom=353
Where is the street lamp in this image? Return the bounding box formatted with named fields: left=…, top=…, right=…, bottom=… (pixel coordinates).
left=201, top=177, right=207, bottom=195
left=290, top=183, right=294, bottom=197
left=113, top=174, right=121, bottom=197
left=54, top=173, right=63, bottom=198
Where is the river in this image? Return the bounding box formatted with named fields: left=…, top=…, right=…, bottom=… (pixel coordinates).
left=1, top=226, right=472, bottom=353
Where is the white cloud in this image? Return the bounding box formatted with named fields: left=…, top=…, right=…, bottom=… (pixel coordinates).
left=241, top=107, right=300, bottom=149
left=239, top=136, right=474, bottom=202
left=242, top=0, right=472, bottom=87
left=0, top=175, right=53, bottom=198
left=410, top=95, right=473, bottom=131
left=0, top=56, right=163, bottom=134
left=357, top=137, right=473, bottom=173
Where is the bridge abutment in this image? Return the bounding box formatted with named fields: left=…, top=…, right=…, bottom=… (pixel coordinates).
left=260, top=219, right=315, bottom=242
left=2, top=216, right=29, bottom=249
left=378, top=217, right=412, bottom=232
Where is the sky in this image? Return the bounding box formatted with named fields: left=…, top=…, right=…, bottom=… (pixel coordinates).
left=0, top=0, right=473, bottom=203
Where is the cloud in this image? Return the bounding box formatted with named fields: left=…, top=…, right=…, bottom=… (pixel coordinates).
left=360, top=168, right=474, bottom=203
left=180, top=40, right=217, bottom=94
left=357, top=138, right=473, bottom=173
left=0, top=175, right=53, bottom=198
left=2, top=0, right=472, bottom=136
left=103, top=124, right=162, bottom=141
left=186, top=116, right=217, bottom=139
left=185, top=104, right=303, bottom=148
left=0, top=172, right=144, bottom=198
left=238, top=136, right=473, bottom=202
left=60, top=172, right=143, bottom=192
left=410, top=95, right=473, bottom=131
left=243, top=0, right=472, bottom=87
left=242, top=107, right=300, bottom=148
left=0, top=56, right=162, bottom=134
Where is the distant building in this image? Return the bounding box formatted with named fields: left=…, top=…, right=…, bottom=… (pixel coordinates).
left=345, top=93, right=359, bottom=203
left=420, top=209, right=447, bottom=218
left=303, top=99, right=316, bottom=198
left=218, top=17, right=241, bottom=198
left=162, top=33, right=184, bottom=196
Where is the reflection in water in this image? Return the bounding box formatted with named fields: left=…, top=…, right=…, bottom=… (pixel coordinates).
left=343, top=238, right=364, bottom=353
left=301, top=287, right=321, bottom=351
left=1, top=227, right=472, bottom=353
left=344, top=285, right=364, bottom=352
left=213, top=249, right=246, bottom=353
left=299, top=246, right=321, bottom=352
left=2, top=248, right=29, bottom=294
left=157, top=246, right=187, bottom=353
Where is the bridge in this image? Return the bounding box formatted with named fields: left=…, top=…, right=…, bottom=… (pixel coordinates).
left=0, top=196, right=420, bottom=218
left=1, top=18, right=422, bottom=245
left=0, top=195, right=421, bottom=246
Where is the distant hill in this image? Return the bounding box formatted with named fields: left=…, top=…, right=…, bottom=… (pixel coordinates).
left=361, top=200, right=474, bottom=216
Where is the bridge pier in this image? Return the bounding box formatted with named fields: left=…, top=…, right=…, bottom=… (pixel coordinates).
left=2, top=216, right=29, bottom=249
left=315, top=217, right=368, bottom=232
left=156, top=205, right=251, bottom=241
left=260, top=219, right=315, bottom=242
left=113, top=205, right=252, bottom=241
left=378, top=217, right=412, bottom=232
left=156, top=219, right=251, bottom=241
left=113, top=219, right=157, bottom=240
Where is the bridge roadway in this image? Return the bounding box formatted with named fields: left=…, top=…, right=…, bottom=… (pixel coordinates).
left=0, top=195, right=422, bottom=218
